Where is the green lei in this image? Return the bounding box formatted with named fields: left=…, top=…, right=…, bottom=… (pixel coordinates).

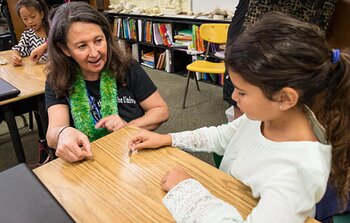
left=70, top=69, right=118, bottom=141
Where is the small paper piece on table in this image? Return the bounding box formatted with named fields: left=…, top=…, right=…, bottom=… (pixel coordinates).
left=0, top=58, right=8, bottom=65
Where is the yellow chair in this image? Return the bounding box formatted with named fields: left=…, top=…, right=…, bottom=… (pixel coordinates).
left=182, top=23, right=229, bottom=109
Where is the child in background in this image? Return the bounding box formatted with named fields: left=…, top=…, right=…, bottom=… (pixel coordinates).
left=11, top=0, right=49, bottom=66
left=12, top=0, right=51, bottom=165
left=29, top=6, right=60, bottom=62
left=129, top=12, right=350, bottom=223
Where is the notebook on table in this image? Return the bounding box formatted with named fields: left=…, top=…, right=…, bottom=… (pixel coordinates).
left=0, top=163, right=74, bottom=223
left=0, top=77, right=20, bottom=101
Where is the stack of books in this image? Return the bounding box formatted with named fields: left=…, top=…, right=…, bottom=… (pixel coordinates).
left=141, top=51, right=155, bottom=68
left=173, top=29, right=192, bottom=48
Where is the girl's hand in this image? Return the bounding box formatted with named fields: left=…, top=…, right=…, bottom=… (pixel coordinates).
left=161, top=166, right=192, bottom=192
left=12, top=51, right=22, bottom=66
left=95, top=114, right=127, bottom=132
left=128, top=129, right=172, bottom=151
left=30, top=43, right=47, bottom=62
left=55, top=126, right=92, bottom=162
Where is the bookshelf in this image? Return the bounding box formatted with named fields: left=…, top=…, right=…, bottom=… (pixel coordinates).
left=105, top=12, right=230, bottom=86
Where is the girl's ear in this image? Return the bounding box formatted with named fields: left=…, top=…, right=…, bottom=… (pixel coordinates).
left=57, top=43, right=71, bottom=57
left=275, top=87, right=299, bottom=111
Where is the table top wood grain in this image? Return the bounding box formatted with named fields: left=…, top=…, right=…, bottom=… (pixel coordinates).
left=34, top=126, right=319, bottom=223
left=0, top=50, right=46, bottom=105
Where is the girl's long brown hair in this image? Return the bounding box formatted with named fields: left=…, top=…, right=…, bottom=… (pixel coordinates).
left=225, top=11, right=350, bottom=210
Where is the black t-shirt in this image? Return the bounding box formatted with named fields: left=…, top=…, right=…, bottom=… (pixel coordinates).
left=45, top=61, right=157, bottom=126
left=227, top=0, right=250, bottom=44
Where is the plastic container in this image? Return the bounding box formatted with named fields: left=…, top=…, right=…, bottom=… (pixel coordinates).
left=225, top=106, right=235, bottom=122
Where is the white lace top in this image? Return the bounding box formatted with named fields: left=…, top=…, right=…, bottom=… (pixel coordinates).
left=164, top=115, right=331, bottom=223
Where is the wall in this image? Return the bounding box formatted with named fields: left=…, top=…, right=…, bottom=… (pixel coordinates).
left=192, top=0, right=237, bottom=13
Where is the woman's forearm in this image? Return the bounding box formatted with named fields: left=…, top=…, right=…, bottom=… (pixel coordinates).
left=128, top=106, right=169, bottom=130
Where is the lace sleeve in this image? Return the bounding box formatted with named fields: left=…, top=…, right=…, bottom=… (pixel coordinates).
left=163, top=179, right=243, bottom=223
left=170, top=128, right=213, bottom=152
left=170, top=122, right=239, bottom=155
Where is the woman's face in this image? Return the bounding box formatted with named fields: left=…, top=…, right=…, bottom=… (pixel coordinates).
left=19, top=6, right=44, bottom=31
left=62, top=22, right=108, bottom=80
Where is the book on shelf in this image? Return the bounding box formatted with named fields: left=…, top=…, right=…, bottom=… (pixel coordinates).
left=128, top=18, right=137, bottom=40
left=165, top=49, right=171, bottom=73
left=141, top=51, right=155, bottom=68
left=159, top=24, right=171, bottom=46
left=188, top=25, right=205, bottom=52
left=156, top=53, right=162, bottom=69
left=143, top=21, right=153, bottom=43
left=174, top=35, right=192, bottom=41
left=141, top=51, right=154, bottom=62
left=113, top=18, right=117, bottom=37
left=141, top=61, right=155, bottom=68
left=123, top=19, right=129, bottom=39
left=173, top=29, right=192, bottom=48
left=196, top=26, right=205, bottom=52
left=172, top=42, right=190, bottom=48
left=113, top=18, right=123, bottom=38
left=177, top=29, right=192, bottom=37
left=137, top=19, right=142, bottom=41
left=156, top=52, right=166, bottom=70
left=159, top=52, right=166, bottom=70
left=113, top=17, right=137, bottom=40
left=165, top=24, right=173, bottom=45
left=153, top=23, right=163, bottom=45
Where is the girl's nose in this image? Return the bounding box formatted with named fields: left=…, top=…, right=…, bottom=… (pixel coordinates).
left=232, top=88, right=239, bottom=102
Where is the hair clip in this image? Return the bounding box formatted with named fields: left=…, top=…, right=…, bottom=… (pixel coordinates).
left=331, top=49, right=340, bottom=64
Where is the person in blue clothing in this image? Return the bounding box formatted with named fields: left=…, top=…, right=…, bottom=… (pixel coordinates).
left=45, top=2, right=169, bottom=162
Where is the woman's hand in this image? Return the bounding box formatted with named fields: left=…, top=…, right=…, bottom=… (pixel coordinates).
left=55, top=126, right=92, bottom=162
left=12, top=51, right=22, bottom=66
left=128, top=129, right=172, bottom=151
left=95, top=114, right=127, bottom=132
left=30, top=43, right=47, bottom=62
left=161, top=166, right=192, bottom=192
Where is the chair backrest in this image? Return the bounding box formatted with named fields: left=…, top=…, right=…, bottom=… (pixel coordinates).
left=199, top=23, right=229, bottom=44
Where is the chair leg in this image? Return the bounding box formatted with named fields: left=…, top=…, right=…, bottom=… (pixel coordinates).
left=182, top=70, right=191, bottom=109
left=194, top=72, right=200, bottom=91
left=19, top=114, right=28, bottom=127
left=29, top=111, right=33, bottom=131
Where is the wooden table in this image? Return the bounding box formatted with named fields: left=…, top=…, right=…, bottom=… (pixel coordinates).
left=34, top=126, right=319, bottom=223
left=0, top=50, right=47, bottom=162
